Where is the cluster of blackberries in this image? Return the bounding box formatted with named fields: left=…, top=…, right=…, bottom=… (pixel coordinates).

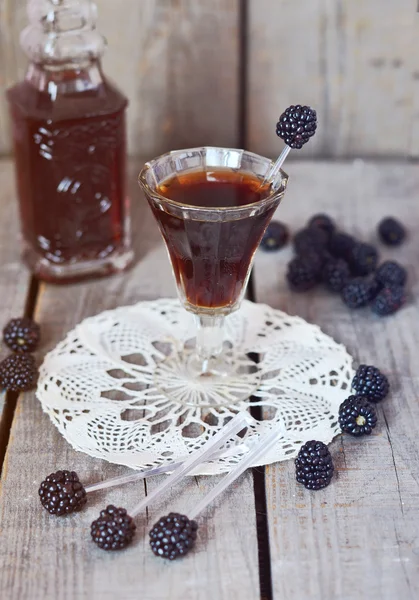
left=39, top=469, right=198, bottom=559
left=338, top=364, right=388, bottom=437
left=296, top=363, right=389, bottom=491
left=0, top=317, right=40, bottom=392
left=280, top=214, right=407, bottom=316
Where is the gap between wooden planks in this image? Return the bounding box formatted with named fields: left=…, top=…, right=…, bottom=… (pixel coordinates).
left=0, top=159, right=261, bottom=600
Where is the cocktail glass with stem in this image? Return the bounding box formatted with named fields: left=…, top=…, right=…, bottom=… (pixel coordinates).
left=138, top=147, right=288, bottom=407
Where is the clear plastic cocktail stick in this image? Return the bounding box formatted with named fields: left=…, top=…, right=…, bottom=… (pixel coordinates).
left=89, top=420, right=283, bottom=552
left=84, top=443, right=249, bottom=494
left=130, top=412, right=250, bottom=518
left=261, top=145, right=292, bottom=189
left=189, top=423, right=285, bottom=520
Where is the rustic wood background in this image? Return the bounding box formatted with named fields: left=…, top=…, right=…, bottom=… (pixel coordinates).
left=0, top=0, right=418, bottom=159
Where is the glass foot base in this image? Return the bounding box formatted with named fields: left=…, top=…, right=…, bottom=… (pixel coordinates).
left=22, top=245, right=134, bottom=284
left=154, top=350, right=261, bottom=407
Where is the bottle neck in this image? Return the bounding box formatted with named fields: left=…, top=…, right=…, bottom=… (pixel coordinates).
left=21, top=1, right=106, bottom=65
left=25, top=59, right=105, bottom=93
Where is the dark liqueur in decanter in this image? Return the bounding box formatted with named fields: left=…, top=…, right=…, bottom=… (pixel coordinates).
left=7, top=0, right=133, bottom=282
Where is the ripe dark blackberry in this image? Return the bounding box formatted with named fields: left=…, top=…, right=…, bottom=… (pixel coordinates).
left=352, top=364, right=389, bottom=402
left=372, top=286, right=406, bottom=317
left=338, top=395, right=377, bottom=436
left=349, top=242, right=378, bottom=276
left=261, top=221, right=289, bottom=251
left=3, top=317, right=41, bottom=353
left=294, top=227, right=328, bottom=254
left=91, top=505, right=136, bottom=550
left=378, top=217, right=406, bottom=246
left=308, top=213, right=335, bottom=236
left=287, top=257, right=319, bottom=292
left=322, top=258, right=350, bottom=292
left=375, top=261, right=407, bottom=288
left=295, top=440, right=334, bottom=490
left=39, top=470, right=87, bottom=516
left=149, top=513, right=198, bottom=560
left=0, top=353, right=37, bottom=391
left=328, top=231, right=356, bottom=260
left=276, top=104, right=317, bottom=149
left=341, top=278, right=375, bottom=309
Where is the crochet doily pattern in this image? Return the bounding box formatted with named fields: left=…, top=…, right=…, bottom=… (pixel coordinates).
left=37, top=299, right=354, bottom=475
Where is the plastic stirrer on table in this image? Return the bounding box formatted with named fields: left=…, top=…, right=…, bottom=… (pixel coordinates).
left=84, top=443, right=249, bottom=494
left=189, top=422, right=285, bottom=520
left=90, top=412, right=251, bottom=550
left=129, top=412, right=250, bottom=518
left=261, top=104, right=317, bottom=189
left=149, top=423, right=286, bottom=560
left=90, top=412, right=252, bottom=550
left=39, top=416, right=249, bottom=518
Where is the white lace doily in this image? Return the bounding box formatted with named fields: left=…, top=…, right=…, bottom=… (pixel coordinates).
left=37, top=299, right=354, bottom=475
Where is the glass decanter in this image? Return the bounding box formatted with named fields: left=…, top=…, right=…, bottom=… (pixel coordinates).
left=7, top=0, right=133, bottom=282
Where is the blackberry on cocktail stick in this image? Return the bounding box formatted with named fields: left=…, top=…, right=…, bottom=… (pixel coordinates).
left=90, top=412, right=250, bottom=549
left=263, top=104, right=317, bottom=187
left=39, top=443, right=249, bottom=516
left=149, top=425, right=285, bottom=560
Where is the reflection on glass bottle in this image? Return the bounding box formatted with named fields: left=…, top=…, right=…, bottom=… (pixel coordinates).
left=7, top=0, right=133, bottom=282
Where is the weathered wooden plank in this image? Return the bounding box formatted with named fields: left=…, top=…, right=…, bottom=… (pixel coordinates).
left=0, top=0, right=28, bottom=155
left=253, top=161, right=419, bottom=599
left=248, top=0, right=419, bottom=158
left=0, top=160, right=260, bottom=600
left=0, top=0, right=240, bottom=156
left=0, top=160, right=32, bottom=456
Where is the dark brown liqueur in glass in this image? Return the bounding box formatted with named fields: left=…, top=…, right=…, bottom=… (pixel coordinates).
left=152, top=169, right=275, bottom=310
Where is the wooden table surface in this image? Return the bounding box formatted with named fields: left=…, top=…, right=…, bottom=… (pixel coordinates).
left=0, top=159, right=418, bottom=600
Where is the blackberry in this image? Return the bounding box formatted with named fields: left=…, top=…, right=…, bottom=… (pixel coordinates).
left=294, top=227, right=328, bottom=254
left=341, top=278, right=375, bottom=309
left=349, top=242, right=378, bottom=276
left=338, top=395, right=377, bottom=436
left=308, top=214, right=335, bottom=236
left=287, top=257, right=319, bottom=292
left=299, top=249, right=331, bottom=273
left=375, top=261, right=407, bottom=288
left=372, top=286, right=406, bottom=317
left=261, top=221, right=289, bottom=251
left=91, top=505, right=136, bottom=550
left=276, top=104, right=317, bottom=149
left=378, top=217, right=406, bottom=246
left=328, top=231, right=356, bottom=260
left=322, top=258, right=350, bottom=292
left=352, top=364, right=389, bottom=402
left=295, top=440, right=334, bottom=490
left=3, top=317, right=41, bottom=353
left=368, top=277, right=382, bottom=301
left=39, top=470, right=87, bottom=516
left=0, top=353, right=37, bottom=391
left=149, top=513, right=198, bottom=560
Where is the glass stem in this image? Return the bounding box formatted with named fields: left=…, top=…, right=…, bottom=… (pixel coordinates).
left=195, top=314, right=225, bottom=374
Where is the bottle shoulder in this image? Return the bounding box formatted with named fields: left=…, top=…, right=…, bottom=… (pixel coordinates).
left=7, top=74, right=127, bottom=122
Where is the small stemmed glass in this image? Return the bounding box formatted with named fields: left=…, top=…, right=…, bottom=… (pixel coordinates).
left=139, top=147, right=288, bottom=407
